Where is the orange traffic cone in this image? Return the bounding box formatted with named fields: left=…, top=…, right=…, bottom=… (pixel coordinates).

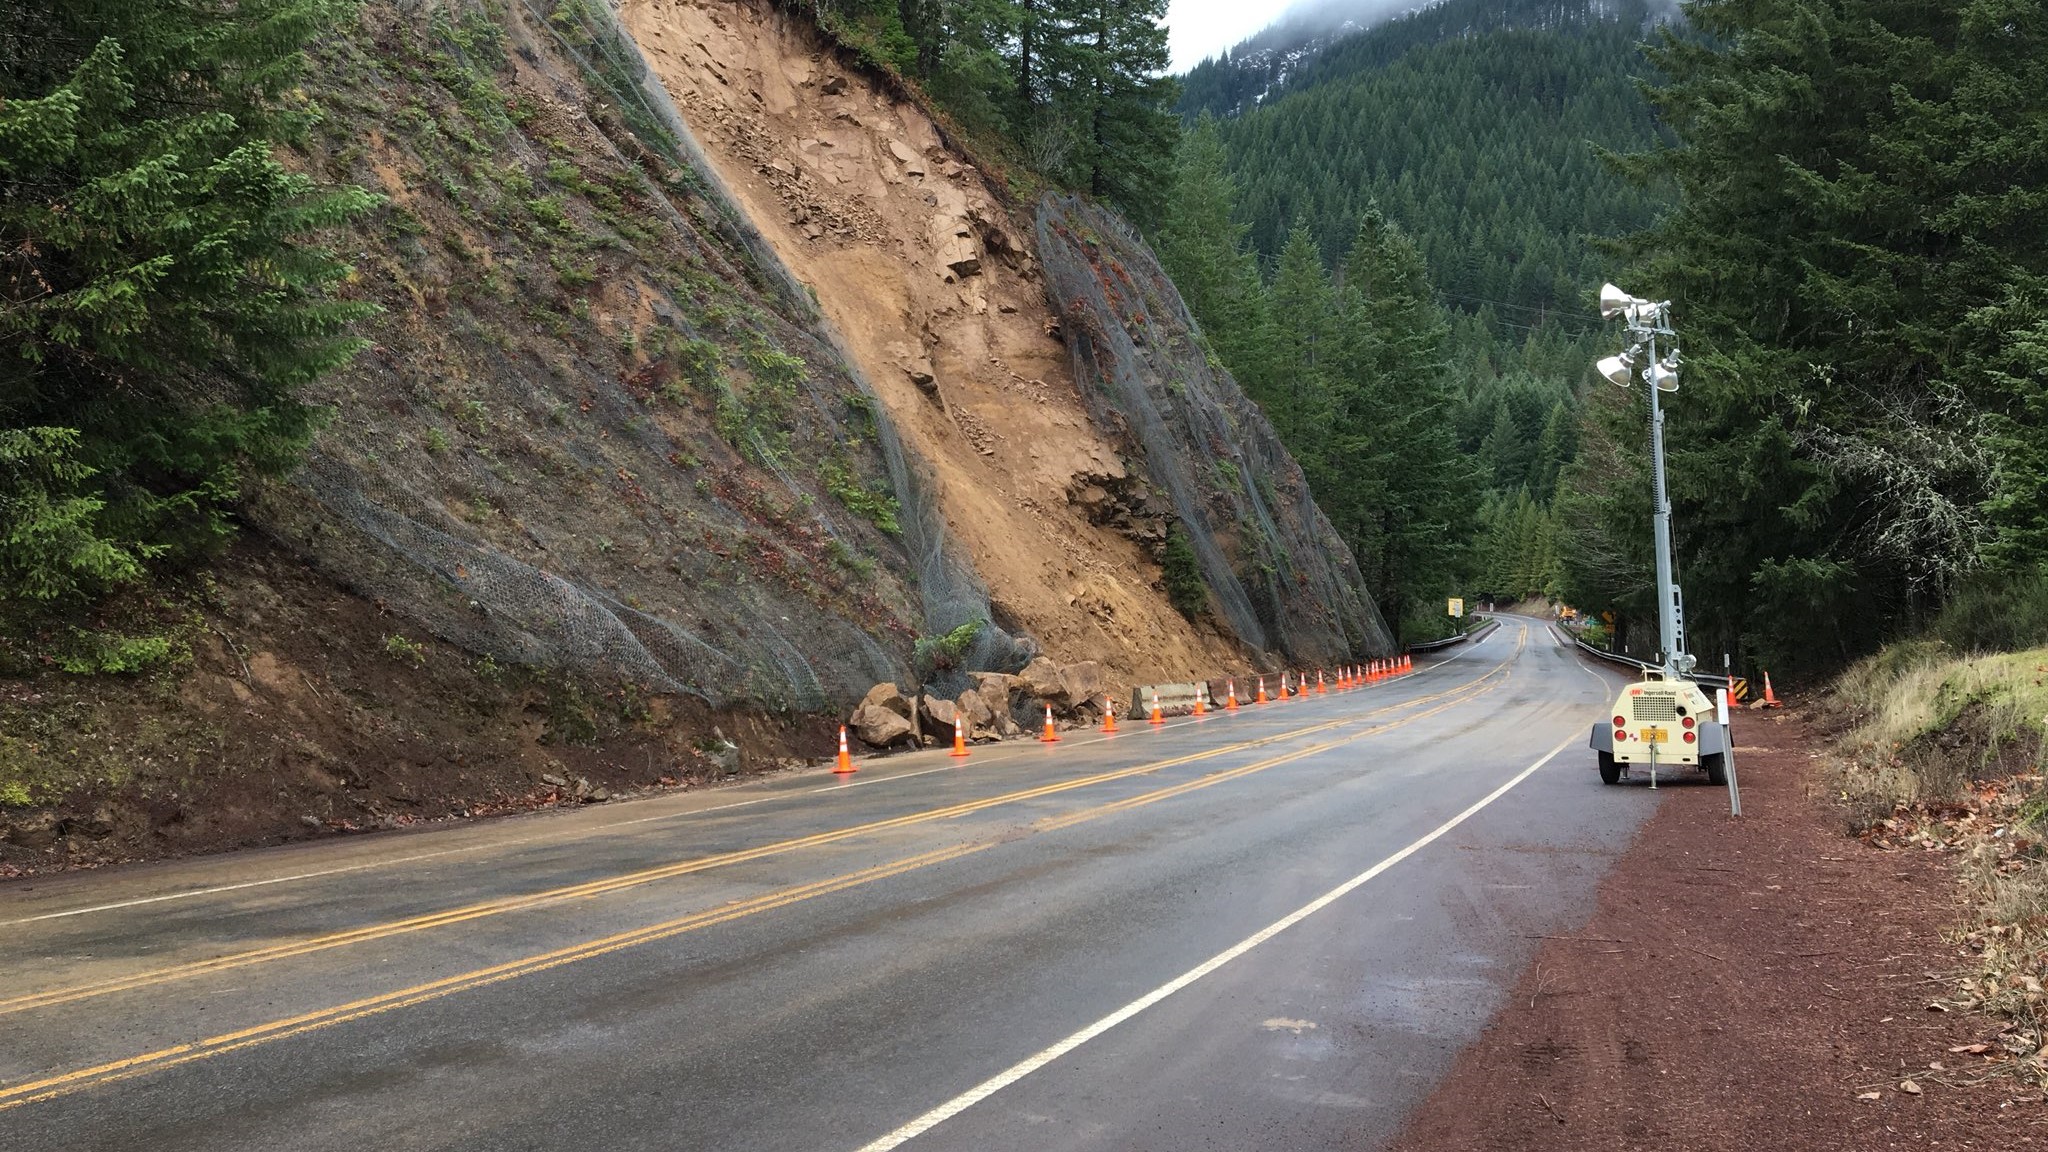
left=1101, top=697, right=1119, bottom=733
left=1317, top=670, right=1328, bottom=695
left=1040, top=704, right=1061, bottom=743
left=1405, top=654, right=1413, bottom=672
left=1278, top=672, right=1290, bottom=700
left=835, top=725, right=857, bottom=774
left=1193, top=687, right=1207, bottom=716
left=950, top=720, right=971, bottom=758
left=1149, top=691, right=1164, bottom=726
left=1760, top=671, right=1783, bottom=709
left=1226, top=679, right=1239, bottom=711
left=1255, top=676, right=1269, bottom=704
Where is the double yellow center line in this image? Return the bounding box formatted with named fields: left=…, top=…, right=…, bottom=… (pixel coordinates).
left=1, top=652, right=1508, bottom=1021
left=0, top=632, right=1523, bottom=1110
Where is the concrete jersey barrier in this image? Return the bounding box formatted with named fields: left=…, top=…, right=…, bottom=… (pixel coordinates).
left=1129, top=681, right=1212, bottom=717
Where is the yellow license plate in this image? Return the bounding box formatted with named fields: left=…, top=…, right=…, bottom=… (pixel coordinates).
left=1639, top=727, right=1670, bottom=743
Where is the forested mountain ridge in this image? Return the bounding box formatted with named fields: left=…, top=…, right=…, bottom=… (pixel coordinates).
left=1175, top=0, right=1424, bottom=118
left=1195, top=0, right=1671, bottom=320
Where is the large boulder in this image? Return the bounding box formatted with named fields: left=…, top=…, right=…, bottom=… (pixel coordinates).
left=1018, top=656, right=1063, bottom=700
left=955, top=688, right=995, bottom=729
left=1057, top=660, right=1104, bottom=710
left=969, top=672, right=1020, bottom=732
left=921, top=696, right=962, bottom=742
left=862, top=682, right=913, bottom=720
left=969, top=671, right=1017, bottom=701
left=851, top=703, right=914, bottom=749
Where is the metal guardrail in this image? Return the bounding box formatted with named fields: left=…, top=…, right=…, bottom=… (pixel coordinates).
left=1557, top=626, right=1744, bottom=697
left=1408, top=616, right=1501, bottom=653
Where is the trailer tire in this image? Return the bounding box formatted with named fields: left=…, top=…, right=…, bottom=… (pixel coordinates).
left=1598, top=751, right=1621, bottom=785
left=1702, top=752, right=1728, bottom=786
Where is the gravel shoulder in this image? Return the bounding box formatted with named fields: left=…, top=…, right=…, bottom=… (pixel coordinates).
left=1388, top=705, right=2039, bottom=1150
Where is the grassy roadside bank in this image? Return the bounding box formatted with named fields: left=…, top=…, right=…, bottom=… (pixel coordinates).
left=1826, top=642, right=2048, bottom=1084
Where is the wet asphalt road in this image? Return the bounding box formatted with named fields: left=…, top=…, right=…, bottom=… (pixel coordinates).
left=0, top=617, right=1651, bottom=1151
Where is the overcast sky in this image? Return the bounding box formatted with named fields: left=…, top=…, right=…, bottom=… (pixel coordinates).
left=1166, top=0, right=1282, bottom=71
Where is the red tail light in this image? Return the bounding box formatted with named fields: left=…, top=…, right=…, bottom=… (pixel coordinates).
left=1682, top=716, right=1696, bottom=730
left=1682, top=731, right=1696, bottom=744
left=1613, top=716, right=1627, bottom=728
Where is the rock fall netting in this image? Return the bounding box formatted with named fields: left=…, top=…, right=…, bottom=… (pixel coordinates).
left=1035, top=194, right=1394, bottom=663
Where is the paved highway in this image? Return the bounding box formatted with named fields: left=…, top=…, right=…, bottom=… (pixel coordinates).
left=0, top=617, right=1644, bottom=1151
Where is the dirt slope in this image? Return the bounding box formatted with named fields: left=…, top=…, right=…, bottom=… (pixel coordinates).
left=621, top=0, right=1244, bottom=684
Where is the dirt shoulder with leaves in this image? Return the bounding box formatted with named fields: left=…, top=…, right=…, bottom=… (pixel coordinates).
left=1390, top=706, right=2041, bottom=1150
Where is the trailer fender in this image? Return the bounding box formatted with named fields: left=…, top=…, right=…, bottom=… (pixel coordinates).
left=1695, top=722, right=1728, bottom=757
left=1589, top=723, right=1615, bottom=754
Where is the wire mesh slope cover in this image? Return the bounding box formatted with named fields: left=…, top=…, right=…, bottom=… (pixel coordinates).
left=253, top=0, right=1021, bottom=714
left=1035, top=194, right=1393, bottom=663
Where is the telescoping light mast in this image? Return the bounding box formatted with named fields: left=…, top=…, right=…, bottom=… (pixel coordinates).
left=1594, top=283, right=1694, bottom=679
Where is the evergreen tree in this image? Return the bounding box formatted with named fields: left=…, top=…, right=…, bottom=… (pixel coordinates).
left=1530, top=398, right=1574, bottom=501
left=1153, top=113, right=1276, bottom=396
left=1266, top=227, right=1338, bottom=458
left=1335, top=207, right=1478, bottom=628
left=921, top=0, right=1025, bottom=141
left=1, top=0, right=377, bottom=606
left=1478, top=403, right=1525, bottom=492
left=1154, top=118, right=1245, bottom=342
left=1043, top=0, right=1180, bottom=228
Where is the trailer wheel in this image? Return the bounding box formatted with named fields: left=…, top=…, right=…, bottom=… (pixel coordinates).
left=1598, top=751, right=1621, bottom=785
left=1702, top=752, right=1728, bottom=786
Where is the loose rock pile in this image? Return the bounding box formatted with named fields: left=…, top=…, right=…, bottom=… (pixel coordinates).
left=848, top=656, right=1109, bottom=750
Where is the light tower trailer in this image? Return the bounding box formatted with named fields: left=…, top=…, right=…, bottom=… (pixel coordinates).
left=1588, top=673, right=1730, bottom=786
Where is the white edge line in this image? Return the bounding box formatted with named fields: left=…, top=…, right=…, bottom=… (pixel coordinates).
left=853, top=729, right=1579, bottom=1152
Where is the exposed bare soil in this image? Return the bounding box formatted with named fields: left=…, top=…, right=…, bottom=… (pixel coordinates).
left=621, top=0, right=1245, bottom=687
left=1389, top=706, right=2034, bottom=1150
